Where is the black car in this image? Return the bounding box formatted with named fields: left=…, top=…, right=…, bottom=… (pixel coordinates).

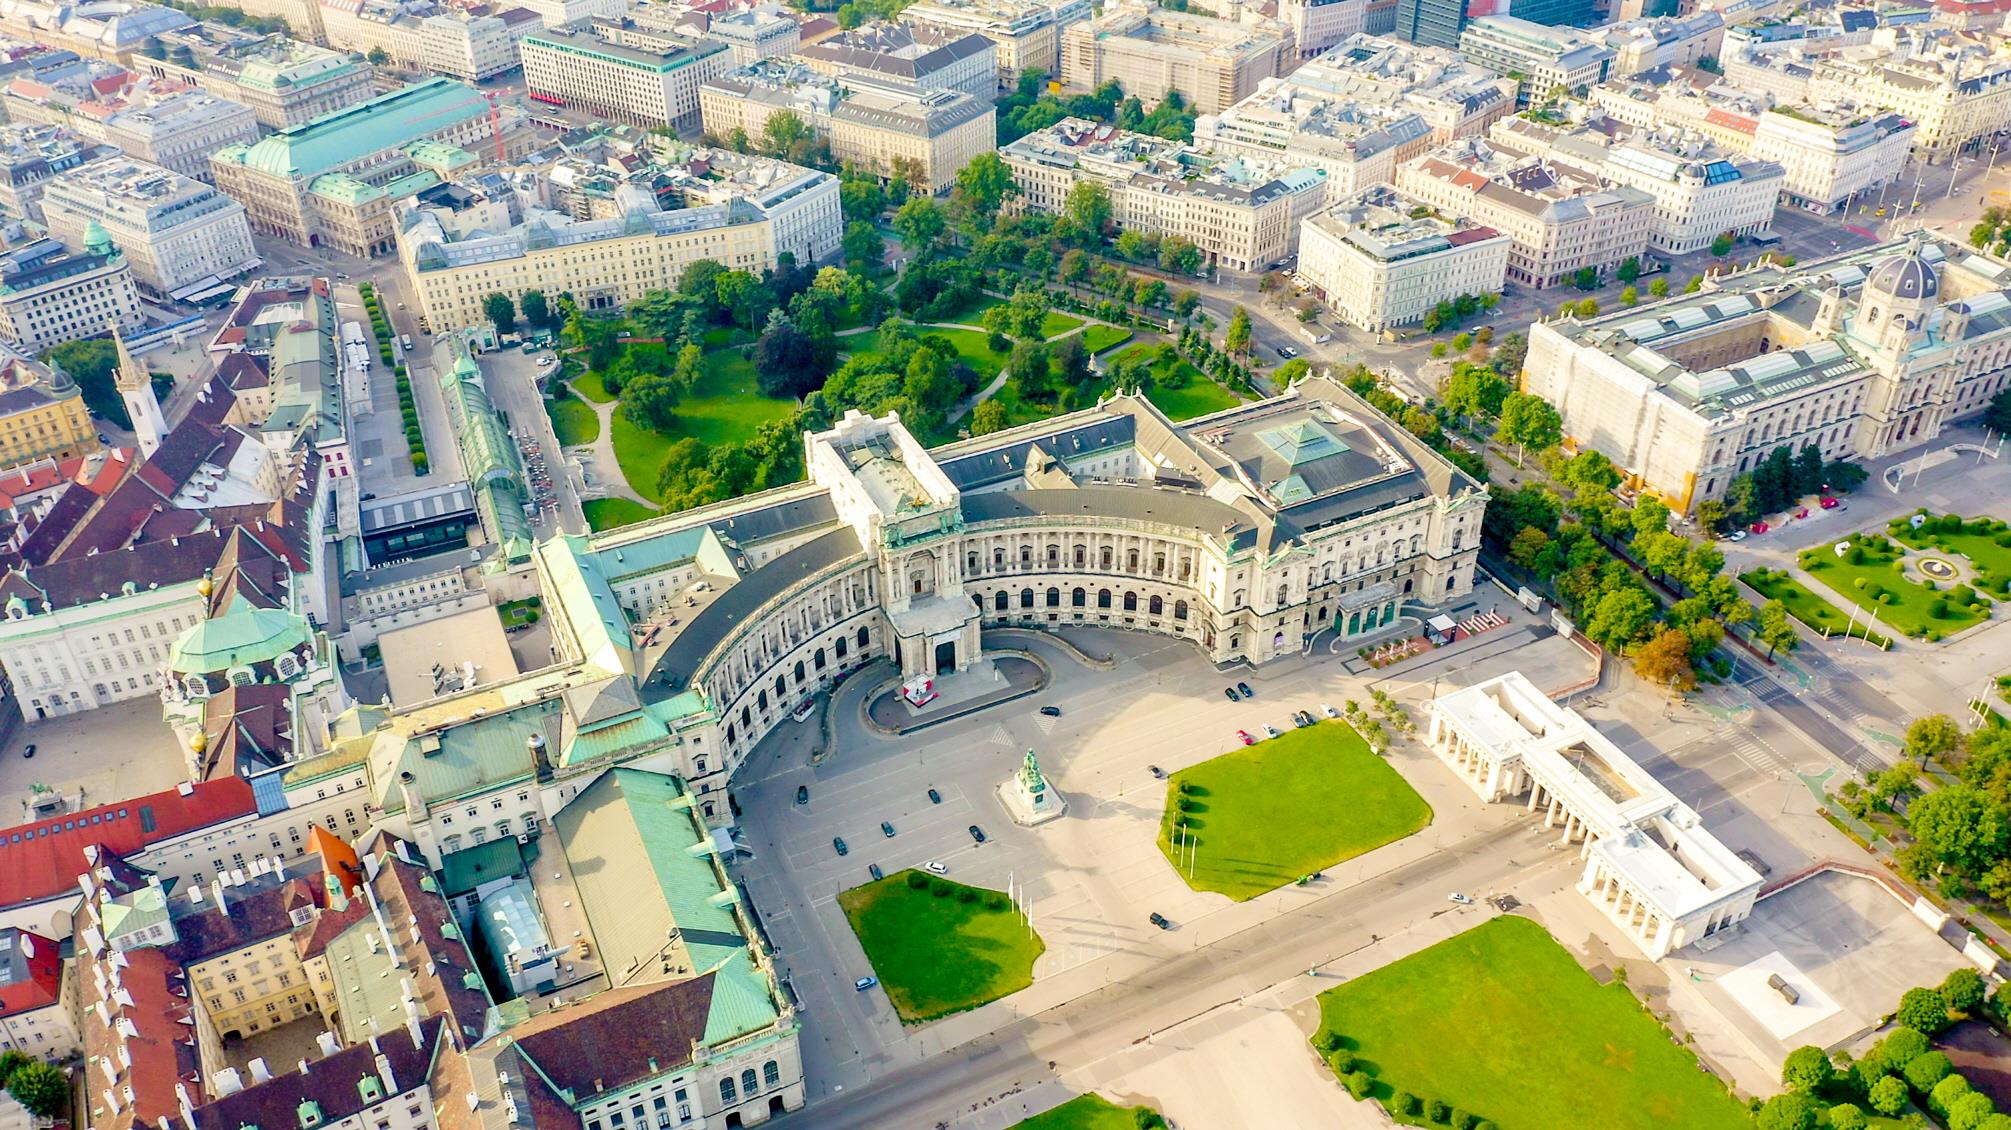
left=1039, top=706, right=1062, bottom=717
left=1223, top=687, right=1240, bottom=702
left=1149, top=912, right=1170, bottom=929
left=1237, top=682, right=1254, bottom=697
left=796, top=785, right=809, bottom=805
left=868, top=863, right=883, bottom=881
left=1275, top=345, right=1298, bottom=359
left=927, top=788, right=942, bottom=804
left=881, top=821, right=896, bottom=838
left=1150, top=765, right=1166, bottom=779
left=968, top=824, right=987, bottom=844
left=833, top=837, right=848, bottom=857
left=19, top=744, right=32, bottom=759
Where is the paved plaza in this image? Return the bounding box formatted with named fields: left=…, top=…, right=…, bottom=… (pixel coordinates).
left=0, top=699, right=189, bottom=821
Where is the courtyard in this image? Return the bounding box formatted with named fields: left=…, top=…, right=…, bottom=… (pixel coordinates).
left=1159, top=720, right=1431, bottom=901
left=1311, top=916, right=1750, bottom=1130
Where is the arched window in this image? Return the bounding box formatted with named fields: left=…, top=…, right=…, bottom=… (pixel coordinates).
left=1099, top=547, right=1112, bottom=569
left=995, top=591, right=1009, bottom=611
left=835, top=636, right=849, bottom=658
left=994, top=548, right=1005, bottom=567
left=1174, top=600, right=1189, bottom=620
left=741, top=1069, right=758, bottom=1095
left=1153, top=553, right=1166, bottom=576
left=1071, top=587, right=1087, bottom=607
left=1123, top=591, right=1138, bottom=611
left=774, top=675, right=786, bottom=699
left=725, top=723, right=737, bottom=745
left=814, top=648, right=827, bottom=669
left=857, top=627, right=869, bottom=648
left=793, top=661, right=806, bottom=683
left=1045, top=545, right=1060, bottom=567
left=1127, top=548, right=1139, bottom=571
left=763, top=1061, right=780, bottom=1088
left=1148, top=595, right=1162, bottom=615
left=758, top=690, right=770, bottom=711
left=1046, top=587, right=1061, bottom=607
left=966, top=552, right=979, bottom=574
left=1021, top=588, right=1035, bottom=608
left=1097, top=589, right=1112, bottom=609
left=1277, top=584, right=1289, bottom=605
left=720, top=1078, right=737, bottom=1104
left=1072, top=545, right=1086, bottom=567
left=1020, top=545, right=1032, bottom=565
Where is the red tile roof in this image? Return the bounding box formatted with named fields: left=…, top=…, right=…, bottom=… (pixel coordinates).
left=0, top=928, right=61, bottom=1017
left=0, top=778, right=255, bottom=911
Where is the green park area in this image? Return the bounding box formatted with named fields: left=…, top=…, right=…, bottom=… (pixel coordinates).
left=583, top=498, right=658, bottom=532
left=600, top=329, right=797, bottom=501
left=545, top=393, right=599, bottom=447
left=1040, top=311, right=1085, bottom=338
left=1011, top=1095, right=1165, bottom=1130
left=837, top=870, right=1045, bottom=1023
left=1312, top=917, right=1748, bottom=1130
left=1106, top=344, right=1241, bottom=422
left=1800, top=531, right=1992, bottom=641
left=1159, top=721, right=1430, bottom=901
left=570, top=369, right=615, bottom=404
left=1079, top=324, right=1133, bottom=355
left=1891, top=513, right=2011, bottom=594
left=1740, top=568, right=1891, bottom=648
left=844, top=325, right=1009, bottom=379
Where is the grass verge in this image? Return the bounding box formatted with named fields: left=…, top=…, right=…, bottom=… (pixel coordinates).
left=838, top=870, right=1043, bottom=1024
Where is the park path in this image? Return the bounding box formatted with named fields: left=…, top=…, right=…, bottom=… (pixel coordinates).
left=573, top=394, right=652, bottom=505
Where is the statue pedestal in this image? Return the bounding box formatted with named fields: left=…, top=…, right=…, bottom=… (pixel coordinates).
left=998, top=747, right=1067, bottom=827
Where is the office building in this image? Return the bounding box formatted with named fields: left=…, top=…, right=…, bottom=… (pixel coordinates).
left=797, top=21, right=998, bottom=101
left=0, top=122, right=115, bottom=223
left=0, top=0, right=193, bottom=62
left=1297, top=185, right=1510, bottom=331
left=1584, top=11, right=1726, bottom=77
left=0, top=350, right=94, bottom=472
left=421, top=6, right=545, bottom=81
left=1458, top=17, right=1615, bottom=101
left=40, top=156, right=258, bottom=297
left=1275, top=0, right=1368, bottom=59
left=707, top=4, right=802, bottom=64
left=701, top=60, right=995, bottom=194
left=399, top=147, right=842, bottom=331
left=1393, top=0, right=1467, bottom=50
left=1397, top=137, right=1655, bottom=288
left=133, top=25, right=376, bottom=128
left=522, top=28, right=735, bottom=131
left=899, top=0, right=1092, bottom=84
left=210, top=78, right=532, bottom=257
left=0, top=231, right=143, bottom=355
left=1522, top=234, right=2011, bottom=511
left=1004, top=117, right=1328, bottom=271
left=1061, top=4, right=1291, bottom=114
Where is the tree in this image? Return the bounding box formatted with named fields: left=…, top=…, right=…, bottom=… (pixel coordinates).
left=1711, top=232, right=1735, bottom=257
left=892, top=197, right=946, bottom=252
left=970, top=399, right=1007, bottom=436
left=483, top=292, right=516, bottom=338
left=1650, top=277, right=1670, bottom=298
left=5, top=1061, right=62, bottom=1118
left=1224, top=306, right=1252, bottom=357
left=1442, top=363, right=1511, bottom=424
left=44, top=338, right=129, bottom=428
left=1756, top=1093, right=1819, bottom=1130
left=1496, top=393, right=1563, bottom=467
left=1907, top=787, right=2009, bottom=882
left=1951, top=1092, right=1998, bottom=1130
left=1274, top=358, right=1311, bottom=385
left=1944, top=967, right=1989, bottom=1013
left=753, top=320, right=830, bottom=400
left=1630, top=496, right=1670, bottom=538
left=1617, top=257, right=1641, bottom=283
left=1621, top=286, right=1639, bottom=306
left=519, top=290, right=552, bottom=332
left=1758, top=600, right=1799, bottom=658
left=1828, top=1104, right=1868, bottom=1130
left=1634, top=628, right=1697, bottom=692
left=1782, top=1046, right=1833, bottom=1094
left=1060, top=181, right=1113, bottom=246
left=760, top=109, right=815, bottom=161
left=1907, top=714, right=1966, bottom=763
left=1869, top=1075, right=1909, bottom=1116
left=843, top=221, right=884, bottom=272
left=1587, top=587, right=1658, bottom=652
left=1898, top=988, right=1956, bottom=1036
left=1572, top=266, right=1599, bottom=291
left=1905, top=1048, right=1954, bottom=1091
left=950, top=150, right=1013, bottom=216
left=367, top=46, right=389, bottom=65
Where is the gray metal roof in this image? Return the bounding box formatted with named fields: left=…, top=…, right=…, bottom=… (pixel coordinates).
left=960, top=487, right=1259, bottom=552
left=359, top=481, right=476, bottom=534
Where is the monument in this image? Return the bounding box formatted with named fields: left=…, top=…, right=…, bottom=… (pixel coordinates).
left=999, top=747, right=1067, bottom=826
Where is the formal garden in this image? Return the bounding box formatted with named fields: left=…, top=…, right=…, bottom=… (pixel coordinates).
left=837, top=869, right=1045, bottom=1023
left=1158, top=719, right=1430, bottom=901
left=1312, top=916, right=1748, bottom=1130
left=1741, top=567, right=1892, bottom=649
left=1798, top=520, right=1999, bottom=642
left=1010, top=1094, right=1167, bottom=1130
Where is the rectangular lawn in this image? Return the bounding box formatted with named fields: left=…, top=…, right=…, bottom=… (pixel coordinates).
left=1040, top=311, right=1085, bottom=339
left=583, top=498, right=657, bottom=531
left=1740, top=568, right=1889, bottom=647
left=1314, top=916, right=1749, bottom=1130
left=1109, top=344, right=1243, bottom=421
left=545, top=394, right=599, bottom=447
left=1161, top=720, right=1430, bottom=901
left=1079, top=324, right=1133, bottom=354
left=612, top=331, right=796, bottom=500
left=1801, top=534, right=1988, bottom=639
left=1012, top=1095, right=1158, bottom=1130
left=838, top=871, right=1044, bottom=1023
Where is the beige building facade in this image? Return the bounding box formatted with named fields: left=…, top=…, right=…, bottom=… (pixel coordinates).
left=1060, top=3, right=1292, bottom=114
left=1297, top=186, right=1510, bottom=332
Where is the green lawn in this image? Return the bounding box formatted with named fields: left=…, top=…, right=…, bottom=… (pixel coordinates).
left=1740, top=568, right=1890, bottom=648
left=837, top=871, right=1044, bottom=1023
left=1160, top=720, right=1430, bottom=901
left=1080, top=324, right=1134, bottom=354
left=1108, top=345, right=1244, bottom=422
left=496, top=598, right=541, bottom=628
left=545, top=394, right=600, bottom=447
left=607, top=331, right=797, bottom=500
left=1801, top=533, right=1990, bottom=639
left=841, top=326, right=1010, bottom=379
left=1011, top=1095, right=1161, bottom=1130
left=1040, top=311, right=1084, bottom=339
left=571, top=369, right=615, bottom=404
left=583, top=498, right=658, bottom=531
left=1313, top=917, right=1749, bottom=1130
left=1892, top=514, right=2011, bottom=594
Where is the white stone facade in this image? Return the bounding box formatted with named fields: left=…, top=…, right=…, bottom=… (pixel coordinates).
left=1297, top=187, right=1510, bottom=332
left=39, top=157, right=259, bottom=297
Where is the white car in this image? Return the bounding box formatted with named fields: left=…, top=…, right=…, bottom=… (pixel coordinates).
left=923, top=861, right=949, bottom=876
left=1320, top=703, right=1340, bottom=719
left=1447, top=892, right=1473, bottom=905
left=1262, top=724, right=1281, bottom=739
left=538, top=355, right=556, bottom=367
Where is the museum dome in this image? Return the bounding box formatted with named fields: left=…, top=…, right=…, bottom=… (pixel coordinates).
left=1865, top=240, right=1939, bottom=304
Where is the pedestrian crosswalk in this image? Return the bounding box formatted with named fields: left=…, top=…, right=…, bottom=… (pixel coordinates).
left=1728, top=729, right=1788, bottom=776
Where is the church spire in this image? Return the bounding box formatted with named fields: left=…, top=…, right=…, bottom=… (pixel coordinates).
left=111, top=321, right=167, bottom=459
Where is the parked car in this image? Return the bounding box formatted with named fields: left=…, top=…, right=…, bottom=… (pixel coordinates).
left=1447, top=892, right=1473, bottom=905
left=1724, top=530, right=1749, bottom=542
left=1750, top=521, right=1770, bottom=535
left=1275, top=345, right=1299, bottom=359
left=1262, top=724, right=1280, bottom=739
left=1236, top=729, right=1254, bottom=745
left=1149, top=912, right=1171, bottom=930
left=927, top=787, right=942, bottom=804
left=1039, top=706, right=1062, bottom=717
left=20, top=744, right=32, bottom=759
left=881, top=821, right=896, bottom=838
left=855, top=977, right=878, bottom=992
left=924, top=861, right=949, bottom=876
left=796, top=785, right=809, bottom=805
left=968, top=824, right=987, bottom=844
left=1820, top=496, right=1840, bottom=509
left=833, top=837, right=848, bottom=856
left=1150, top=765, right=1166, bottom=779
left=1223, top=686, right=1240, bottom=702
left=1237, top=681, right=1254, bottom=697
left=868, top=864, right=883, bottom=881
left=1321, top=703, right=1340, bottom=719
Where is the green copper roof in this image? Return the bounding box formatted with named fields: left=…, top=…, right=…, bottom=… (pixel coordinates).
left=538, top=535, right=632, bottom=677
left=168, top=603, right=312, bottom=675
left=704, top=948, right=781, bottom=1046
left=220, top=78, right=492, bottom=180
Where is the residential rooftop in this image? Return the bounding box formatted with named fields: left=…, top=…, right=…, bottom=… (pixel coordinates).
left=1004, top=117, right=1327, bottom=208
